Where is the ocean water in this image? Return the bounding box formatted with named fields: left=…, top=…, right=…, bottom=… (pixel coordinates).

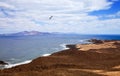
left=0, top=34, right=120, bottom=68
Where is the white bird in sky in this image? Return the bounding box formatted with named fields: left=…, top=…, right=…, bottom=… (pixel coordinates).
left=49, top=16, right=53, bottom=20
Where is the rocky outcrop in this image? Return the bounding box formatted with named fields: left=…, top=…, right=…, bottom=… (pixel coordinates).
left=66, top=44, right=77, bottom=49
left=0, top=61, right=8, bottom=65
left=88, top=39, right=104, bottom=44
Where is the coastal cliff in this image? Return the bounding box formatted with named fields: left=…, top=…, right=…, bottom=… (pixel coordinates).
left=0, top=39, right=120, bottom=76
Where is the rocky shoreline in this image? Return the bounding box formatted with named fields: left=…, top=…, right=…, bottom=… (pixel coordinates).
left=0, top=61, right=8, bottom=65
left=0, top=39, right=120, bottom=76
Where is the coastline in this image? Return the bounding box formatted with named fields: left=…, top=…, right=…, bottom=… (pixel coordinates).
left=0, top=53, right=51, bottom=69
left=0, top=39, right=120, bottom=76
left=0, top=43, right=72, bottom=69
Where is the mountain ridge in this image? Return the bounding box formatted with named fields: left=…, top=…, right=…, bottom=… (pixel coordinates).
left=0, top=31, right=52, bottom=36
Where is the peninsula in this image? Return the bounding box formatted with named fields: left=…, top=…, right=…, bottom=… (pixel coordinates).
left=0, top=39, right=120, bottom=76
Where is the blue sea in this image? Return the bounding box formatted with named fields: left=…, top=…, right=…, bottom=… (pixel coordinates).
left=0, top=34, right=120, bottom=68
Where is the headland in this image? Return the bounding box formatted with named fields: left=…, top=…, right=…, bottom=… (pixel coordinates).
left=0, top=39, right=120, bottom=76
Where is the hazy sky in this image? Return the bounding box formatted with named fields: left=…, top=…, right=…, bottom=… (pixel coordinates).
left=0, top=0, right=120, bottom=34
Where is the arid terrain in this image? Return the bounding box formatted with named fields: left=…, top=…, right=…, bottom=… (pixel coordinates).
left=0, top=39, right=120, bottom=76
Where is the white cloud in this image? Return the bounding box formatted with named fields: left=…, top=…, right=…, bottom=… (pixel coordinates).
left=100, top=11, right=120, bottom=18
left=0, top=2, right=15, bottom=9
left=0, top=0, right=120, bottom=34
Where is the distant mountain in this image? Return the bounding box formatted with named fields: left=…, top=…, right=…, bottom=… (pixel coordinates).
left=0, top=31, right=51, bottom=36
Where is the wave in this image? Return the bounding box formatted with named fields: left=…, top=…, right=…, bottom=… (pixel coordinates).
left=78, top=39, right=91, bottom=44
left=42, top=54, right=51, bottom=57
left=79, top=40, right=86, bottom=43
left=60, top=43, right=69, bottom=50
left=4, top=60, right=32, bottom=68
left=3, top=43, right=72, bottom=69
left=3, top=54, right=51, bottom=69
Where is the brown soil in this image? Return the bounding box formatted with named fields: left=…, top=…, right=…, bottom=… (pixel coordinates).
left=0, top=40, right=120, bottom=76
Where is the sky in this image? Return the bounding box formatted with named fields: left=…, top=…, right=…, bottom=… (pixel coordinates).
left=0, top=0, right=120, bottom=34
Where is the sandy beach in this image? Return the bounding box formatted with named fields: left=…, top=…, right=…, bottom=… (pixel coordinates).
left=0, top=39, right=120, bottom=76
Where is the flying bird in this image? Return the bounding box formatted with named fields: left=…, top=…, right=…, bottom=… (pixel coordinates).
left=49, top=16, right=53, bottom=20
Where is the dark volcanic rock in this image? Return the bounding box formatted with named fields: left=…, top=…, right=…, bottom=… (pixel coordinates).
left=66, top=45, right=77, bottom=49
left=0, top=61, right=8, bottom=65
left=88, top=39, right=104, bottom=44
